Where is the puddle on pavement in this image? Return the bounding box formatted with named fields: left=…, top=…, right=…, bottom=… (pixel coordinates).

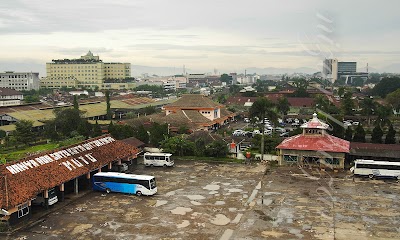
left=191, top=201, right=202, bottom=206
left=186, top=195, right=206, bottom=200
left=170, top=207, right=193, bottom=215
left=209, top=191, right=218, bottom=195
left=227, top=188, right=243, bottom=193
left=177, top=220, right=190, bottom=228
left=166, top=191, right=176, bottom=196
left=210, top=214, right=231, bottom=226
left=155, top=200, right=168, bottom=207
left=203, top=184, right=220, bottom=191
left=215, top=201, right=225, bottom=205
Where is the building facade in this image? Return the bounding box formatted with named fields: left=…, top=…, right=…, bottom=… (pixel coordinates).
left=322, top=59, right=338, bottom=82
left=41, top=51, right=131, bottom=90
left=0, top=71, right=40, bottom=91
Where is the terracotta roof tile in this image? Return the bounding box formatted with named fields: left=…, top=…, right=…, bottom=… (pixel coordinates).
left=0, top=135, right=139, bottom=209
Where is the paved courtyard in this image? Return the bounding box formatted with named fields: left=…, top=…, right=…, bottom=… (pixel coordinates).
left=8, top=160, right=400, bottom=240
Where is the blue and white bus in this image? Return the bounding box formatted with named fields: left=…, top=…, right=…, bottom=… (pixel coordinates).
left=92, top=172, right=157, bottom=196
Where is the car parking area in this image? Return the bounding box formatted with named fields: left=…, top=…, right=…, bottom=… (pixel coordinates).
left=10, top=162, right=400, bottom=240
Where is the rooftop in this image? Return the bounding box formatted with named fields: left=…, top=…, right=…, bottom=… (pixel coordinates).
left=277, top=134, right=350, bottom=153
left=0, top=135, right=139, bottom=210
left=164, top=94, right=221, bottom=109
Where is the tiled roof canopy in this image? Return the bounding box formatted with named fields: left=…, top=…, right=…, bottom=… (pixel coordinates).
left=164, top=94, right=221, bottom=109
left=276, top=134, right=350, bottom=153
left=0, top=135, right=139, bottom=209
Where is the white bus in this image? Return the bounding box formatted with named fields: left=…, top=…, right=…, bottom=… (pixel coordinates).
left=144, top=152, right=174, bottom=167
left=93, top=172, right=157, bottom=196
left=351, top=159, right=400, bottom=180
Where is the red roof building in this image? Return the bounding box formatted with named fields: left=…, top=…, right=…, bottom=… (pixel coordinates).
left=0, top=135, right=139, bottom=225
left=276, top=113, right=350, bottom=169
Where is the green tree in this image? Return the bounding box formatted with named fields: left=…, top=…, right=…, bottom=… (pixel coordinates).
left=341, top=91, right=354, bottom=116
left=108, top=121, right=115, bottom=133
left=92, top=121, right=102, bottom=137
left=370, top=77, right=400, bottom=97
left=77, top=120, right=92, bottom=138
left=52, top=108, right=83, bottom=138
left=149, top=123, right=169, bottom=147
left=276, top=97, right=290, bottom=118
left=344, top=126, right=353, bottom=141
left=385, top=124, right=397, bottom=144
left=133, top=125, right=149, bottom=144
left=204, top=141, right=228, bottom=157
left=386, top=89, right=400, bottom=114
left=106, top=90, right=112, bottom=120
left=352, top=124, right=366, bottom=143
left=337, top=87, right=345, bottom=98
left=249, top=97, right=278, bottom=160
left=229, top=85, right=241, bottom=95
left=220, top=73, right=232, bottom=83
left=360, top=97, right=376, bottom=126
left=375, top=103, right=392, bottom=127
left=371, top=124, right=383, bottom=143
left=14, top=120, right=35, bottom=145
left=291, top=78, right=310, bottom=97
left=194, top=138, right=207, bottom=156
left=0, top=130, right=6, bottom=139
left=161, top=135, right=194, bottom=156
left=73, top=95, right=79, bottom=110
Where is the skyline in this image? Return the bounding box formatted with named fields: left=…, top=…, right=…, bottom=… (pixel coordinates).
left=1, top=0, right=400, bottom=76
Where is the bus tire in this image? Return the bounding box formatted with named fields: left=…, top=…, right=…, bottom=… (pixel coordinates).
left=136, top=191, right=142, bottom=196
left=368, top=174, right=374, bottom=179
left=106, top=188, right=111, bottom=194
left=163, top=164, right=167, bottom=168
left=397, top=176, right=400, bottom=180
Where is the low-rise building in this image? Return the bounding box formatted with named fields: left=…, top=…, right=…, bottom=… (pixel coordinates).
left=0, top=71, right=40, bottom=91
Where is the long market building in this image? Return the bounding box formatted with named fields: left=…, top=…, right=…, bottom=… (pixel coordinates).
left=0, top=135, right=139, bottom=225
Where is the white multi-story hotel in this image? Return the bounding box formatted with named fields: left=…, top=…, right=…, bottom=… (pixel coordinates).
left=0, top=71, right=40, bottom=91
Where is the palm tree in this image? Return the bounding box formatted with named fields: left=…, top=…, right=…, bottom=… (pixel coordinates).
left=250, top=97, right=278, bottom=161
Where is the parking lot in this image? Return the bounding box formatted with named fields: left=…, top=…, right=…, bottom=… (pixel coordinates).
left=9, top=161, right=400, bottom=240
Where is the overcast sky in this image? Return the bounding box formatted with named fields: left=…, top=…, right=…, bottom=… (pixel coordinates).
left=1, top=0, right=400, bottom=75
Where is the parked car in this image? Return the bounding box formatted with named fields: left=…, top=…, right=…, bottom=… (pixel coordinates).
left=280, top=132, right=289, bottom=137
left=352, top=122, right=360, bottom=126
left=233, top=129, right=246, bottom=136
left=244, top=118, right=250, bottom=123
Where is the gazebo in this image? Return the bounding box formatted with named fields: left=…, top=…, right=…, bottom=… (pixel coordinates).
left=276, top=113, right=350, bottom=169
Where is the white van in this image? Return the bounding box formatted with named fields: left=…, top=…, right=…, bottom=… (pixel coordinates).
left=32, top=188, right=58, bottom=206
left=144, top=152, right=174, bottom=167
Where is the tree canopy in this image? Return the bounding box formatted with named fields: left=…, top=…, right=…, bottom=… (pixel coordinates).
left=370, top=77, right=400, bottom=97
left=386, top=88, right=400, bottom=112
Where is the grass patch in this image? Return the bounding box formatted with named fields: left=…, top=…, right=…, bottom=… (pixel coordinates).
left=1, top=136, right=85, bottom=163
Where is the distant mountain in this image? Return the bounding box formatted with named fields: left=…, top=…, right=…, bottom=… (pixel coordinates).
left=380, top=63, right=400, bottom=73
left=243, top=67, right=318, bottom=75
